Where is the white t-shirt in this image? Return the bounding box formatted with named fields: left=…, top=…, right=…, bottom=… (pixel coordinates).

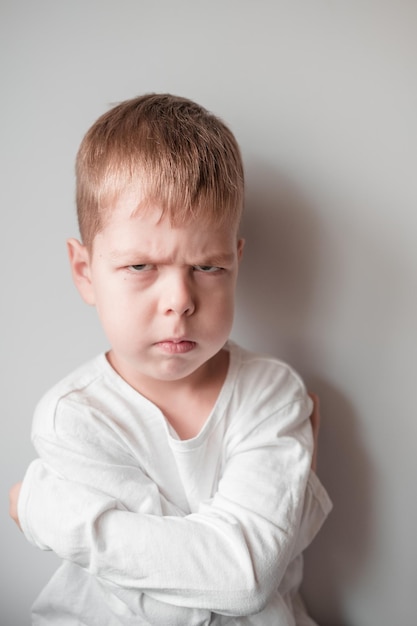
left=19, top=341, right=332, bottom=625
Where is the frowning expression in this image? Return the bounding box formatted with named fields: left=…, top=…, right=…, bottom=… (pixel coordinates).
left=69, top=194, right=244, bottom=393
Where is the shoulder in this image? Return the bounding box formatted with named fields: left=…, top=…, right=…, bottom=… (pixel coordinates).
left=229, top=341, right=310, bottom=410
left=223, top=341, right=314, bottom=454
left=31, top=355, right=107, bottom=439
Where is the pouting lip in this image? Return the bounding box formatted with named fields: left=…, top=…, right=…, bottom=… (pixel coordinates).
left=154, top=338, right=197, bottom=354
left=154, top=337, right=194, bottom=345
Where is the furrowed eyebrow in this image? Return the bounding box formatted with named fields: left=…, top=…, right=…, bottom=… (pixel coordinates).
left=108, top=250, right=235, bottom=266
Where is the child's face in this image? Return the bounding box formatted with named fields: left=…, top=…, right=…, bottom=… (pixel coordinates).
left=68, top=192, right=244, bottom=392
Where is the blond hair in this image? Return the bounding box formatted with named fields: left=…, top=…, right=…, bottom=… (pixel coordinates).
left=75, top=94, right=244, bottom=248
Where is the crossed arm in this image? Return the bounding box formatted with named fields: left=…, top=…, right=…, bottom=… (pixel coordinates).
left=8, top=393, right=323, bottom=620
left=9, top=392, right=321, bottom=527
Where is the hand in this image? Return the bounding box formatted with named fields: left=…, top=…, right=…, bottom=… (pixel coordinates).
left=9, top=482, right=23, bottom=531
left=308, top=393, right=320, bottom=472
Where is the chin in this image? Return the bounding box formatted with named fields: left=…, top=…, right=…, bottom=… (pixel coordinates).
left=154, top=358, right=204, bottom=382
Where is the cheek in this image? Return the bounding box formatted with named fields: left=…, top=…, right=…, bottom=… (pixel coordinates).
left=94, top=284, right=153, bottom=335
left=93, top=286, right=128, bottom=336
left=206, top=287, right=235, bottom=324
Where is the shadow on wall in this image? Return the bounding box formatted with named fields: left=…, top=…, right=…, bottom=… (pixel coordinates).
left=235, top=162, right=374, bottom=626
left=237, top=160, right=318, bottom=358
left=301, top=382, right=374, bottom=626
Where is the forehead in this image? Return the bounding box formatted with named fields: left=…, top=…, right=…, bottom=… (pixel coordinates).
left=93, top=199, right=239, bottom=262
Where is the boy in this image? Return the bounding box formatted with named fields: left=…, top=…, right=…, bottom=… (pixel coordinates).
left=10, top=94, right=331, bottom=625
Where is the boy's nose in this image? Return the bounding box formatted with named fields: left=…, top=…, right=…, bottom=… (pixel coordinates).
left=162, top=272, right=196, bottom=317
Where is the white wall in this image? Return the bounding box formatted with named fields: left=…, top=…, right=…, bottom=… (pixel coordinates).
left=1, top=2, right=416, bottom=624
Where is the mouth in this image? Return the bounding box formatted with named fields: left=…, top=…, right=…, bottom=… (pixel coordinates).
left=155, top=339, right=197, bottom=354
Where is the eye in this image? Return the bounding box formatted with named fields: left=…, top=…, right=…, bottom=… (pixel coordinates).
left=128, top=264, right=154, bottom=272
left=193, top=265, right=222, bottom=273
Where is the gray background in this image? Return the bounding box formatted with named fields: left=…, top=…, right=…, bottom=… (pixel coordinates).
left=1, top=2, right=416, bottom=625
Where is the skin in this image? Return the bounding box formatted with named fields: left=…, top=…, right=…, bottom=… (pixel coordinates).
left=68, top=194, right=245, bottom=436
left=9, top=191, right=320, bottom=527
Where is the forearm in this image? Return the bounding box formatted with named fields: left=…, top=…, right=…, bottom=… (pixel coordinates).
left=20, top=438, right=310, bottom=616
left=23, top=436, right=216, bottom=623
left=20, top=461, right=276, bottom=615
left=19, top=460, right=226, bottom=625
left=21, top=396, right=318, bottom=616
left=32, top=433, right=185, bottom=517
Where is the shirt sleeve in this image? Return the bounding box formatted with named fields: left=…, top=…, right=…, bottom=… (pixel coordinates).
left=19, top=394, right=318, bottom=617
left=291, top=469, right=333, bottom=559
left=19, top=402, right=221, bottom=626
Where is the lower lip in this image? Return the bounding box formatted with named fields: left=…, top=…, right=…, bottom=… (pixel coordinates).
left=156, top=340, right=196, bottom=354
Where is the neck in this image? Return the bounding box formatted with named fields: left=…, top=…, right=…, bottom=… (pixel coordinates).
left=108, top=348, right=230, bottom=440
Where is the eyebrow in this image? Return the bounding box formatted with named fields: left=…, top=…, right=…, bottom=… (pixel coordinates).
left=109, top=249, right=236, bottom=266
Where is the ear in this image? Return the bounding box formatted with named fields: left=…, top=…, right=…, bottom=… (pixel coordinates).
left=67, top=238, right=96, bottom=306
left=237, top=238, right=245, bottom=262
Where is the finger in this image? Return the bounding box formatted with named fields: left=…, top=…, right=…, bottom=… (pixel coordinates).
left=9, top=482, right=23, bottom=531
